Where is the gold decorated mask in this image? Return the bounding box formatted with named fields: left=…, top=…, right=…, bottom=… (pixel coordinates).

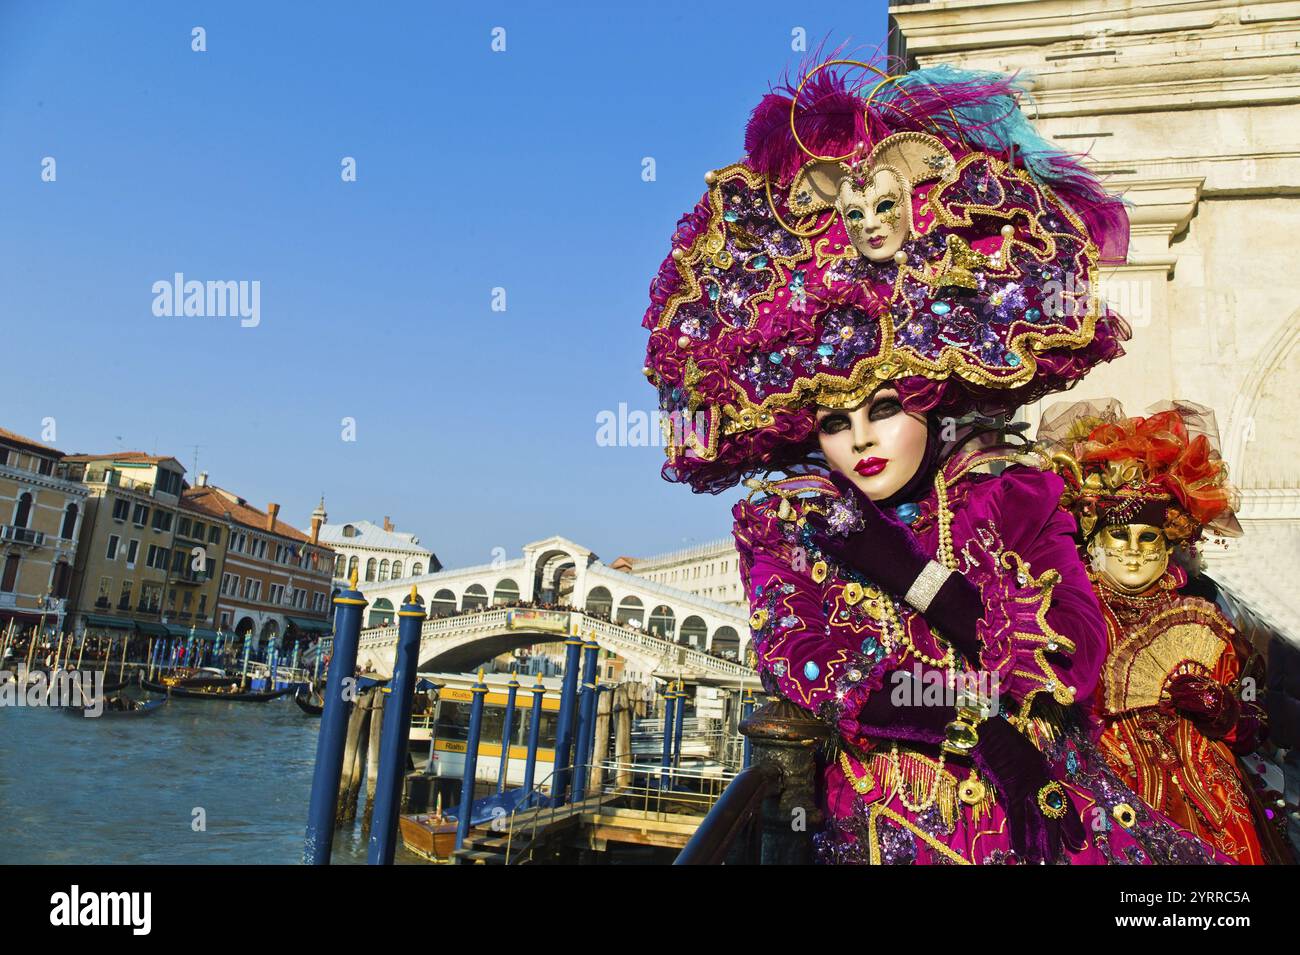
left=1089, top=523, right=1171, bottom=595
left=836, top=167, right=910, bottom=262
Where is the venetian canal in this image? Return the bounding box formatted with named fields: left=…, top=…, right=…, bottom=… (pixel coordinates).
left=0, top=696, right=420, bottom=865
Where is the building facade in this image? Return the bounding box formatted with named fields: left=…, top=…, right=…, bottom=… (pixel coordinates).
left=318, top=516, right=439, bottom=585
left=0, top=428, right=88, bottom=634
left=889, top=0, right=1300, bottom=641
left=62, top=452, right=195, bottom=643
left=184, top=479, right=335, bottom=652
left=611, top=537, right=746, bottom=608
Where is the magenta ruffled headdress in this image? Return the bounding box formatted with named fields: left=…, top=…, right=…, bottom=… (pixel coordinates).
left=641, top=58, right=1131, bottom=494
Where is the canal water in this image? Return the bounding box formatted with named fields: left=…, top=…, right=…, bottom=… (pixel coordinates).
left=0, top=693, right=422, bottom=864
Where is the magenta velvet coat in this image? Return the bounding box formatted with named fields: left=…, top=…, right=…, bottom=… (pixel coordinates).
left=733, top=455, right=1226, bottom=864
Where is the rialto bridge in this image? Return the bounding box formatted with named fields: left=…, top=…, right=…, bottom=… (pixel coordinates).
left=350, top=536, right=758, bottom=686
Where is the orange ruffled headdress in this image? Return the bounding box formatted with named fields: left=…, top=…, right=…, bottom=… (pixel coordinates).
left=1036, top=398, right=1241, bottom=544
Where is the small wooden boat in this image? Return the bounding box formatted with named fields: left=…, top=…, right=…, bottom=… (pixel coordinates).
left=294, top=691, right=324, bottom=716
left=141, top=678, right=293, bottom=702
left=399, top=812, right=458, bottom=861
left=66, top=696, right=167, bottom=717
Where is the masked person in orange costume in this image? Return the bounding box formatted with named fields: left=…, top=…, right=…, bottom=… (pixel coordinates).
left=1038, top=400, right=1271, bottom=864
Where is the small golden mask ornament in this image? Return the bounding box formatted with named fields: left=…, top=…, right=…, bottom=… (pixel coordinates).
left=787, top=131, right=955, bottom=264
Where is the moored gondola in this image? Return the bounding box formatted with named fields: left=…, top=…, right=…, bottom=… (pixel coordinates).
left=294, top=691, right=324, bottom=716
left=65, top=696, right=167, bottom=717
left=141, top=679, right=293, bottom=702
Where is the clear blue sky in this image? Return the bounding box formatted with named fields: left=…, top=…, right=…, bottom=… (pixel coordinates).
left=0, top=1, right=888, bottom=567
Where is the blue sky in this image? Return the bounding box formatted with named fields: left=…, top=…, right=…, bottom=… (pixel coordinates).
left=0, top=1, right=887, bottom=567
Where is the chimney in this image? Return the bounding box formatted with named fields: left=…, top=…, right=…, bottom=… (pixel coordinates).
left=383, top=516, right=394, bottom=532
left=197, top=471, right=208, bottom=487
left=267, top=503, right=280, bottom=531
left=310, top=496, right=326, bottom=545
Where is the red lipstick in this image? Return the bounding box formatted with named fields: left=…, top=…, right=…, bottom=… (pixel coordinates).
left=854, top=457, right=888, bottom=477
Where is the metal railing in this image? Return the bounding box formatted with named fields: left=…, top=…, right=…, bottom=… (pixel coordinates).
left=0, top=525, right=44, bottom=546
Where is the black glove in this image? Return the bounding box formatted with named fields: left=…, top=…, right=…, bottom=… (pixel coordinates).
left=807, top=471, right=987, bottom=666
left=971, top=717, right=1086, bottom=864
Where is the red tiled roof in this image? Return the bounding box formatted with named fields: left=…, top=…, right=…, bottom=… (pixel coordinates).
left=0, top=427, right=63, bottom=457
left=183, top=485, right=329, bottom=549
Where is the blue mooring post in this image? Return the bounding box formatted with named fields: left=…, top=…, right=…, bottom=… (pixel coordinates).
left=302, top=571, right=367, bottom=865
left=659, top=683, right=677, bottom=791
left=496, top=674, right=519, bottom=794
left=571, top=639, right=600, bottom=802
left=741, top=690, right=755, bottom=768
left=673, top=681, right=687, bottom=768
left=367, top=587, right=426, bottom=865
left=552, top=636, right=583, bottom=803
left=454, top=669, right=489, bottom=855
left=522, top=675, right=545, bottom=796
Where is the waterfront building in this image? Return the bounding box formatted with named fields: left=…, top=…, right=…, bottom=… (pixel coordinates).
left=62, top=451, right=189, bottom=641
left=0, top=428, right=88, bottom=634
left=184, top=478, right=335, bottom=653
left=318, top=517, right=440, bottom=585
left=611, top=538, right=746, bottom=610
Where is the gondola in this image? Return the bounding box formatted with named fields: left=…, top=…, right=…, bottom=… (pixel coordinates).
left=65, top=696, right=167, bottom=718
left=294, top=691, right=324, bottom=716
left=141, top=678, right=293, bottom=702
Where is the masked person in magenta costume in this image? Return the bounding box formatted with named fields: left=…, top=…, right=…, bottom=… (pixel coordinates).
left=640, top=58, right=1227, bottom=864
left=1038, top=399, right=1277, bottom=865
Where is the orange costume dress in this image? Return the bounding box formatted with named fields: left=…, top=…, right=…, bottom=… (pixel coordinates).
left=1038, top=399, right=1270, bottom=865
left=1091, top=567, right=1266, bottom=864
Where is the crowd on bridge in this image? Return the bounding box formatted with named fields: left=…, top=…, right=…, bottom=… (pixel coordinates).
left=368, top=596, right=743, bottom=662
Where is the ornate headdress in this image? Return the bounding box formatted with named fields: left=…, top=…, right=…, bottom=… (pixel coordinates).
left=1036, top=398, right=1241, bottom=544
left=641, top=60, right=1131, bottom=493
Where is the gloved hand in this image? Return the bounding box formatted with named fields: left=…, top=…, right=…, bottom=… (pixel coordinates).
left=1166, top=673, right=1239, bottom=740
left=971, top=717, right=1086, bottom=864
left=807, top=471, right=986, bottom=666
left=845, top=668, right=957, bottom=746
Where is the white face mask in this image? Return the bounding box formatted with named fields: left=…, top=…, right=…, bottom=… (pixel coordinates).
left=836, top=167, right=910, bottom=263
left=815, top=389, right=929, bottom=501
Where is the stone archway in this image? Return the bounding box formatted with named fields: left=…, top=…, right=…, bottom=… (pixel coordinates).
left=584, top=585, right=613, bottom=619
left=492, top=578, right=521, bottom=606
left=648, top=604, right=676, bottom=639
left=615, top=595, right=644, bottom=627
left=679, top=615, right=708, bottom=648
left=431, top=588, right=456, bottom=617
left=462, top=585, right=488, bottom=611
left=711, top=625, right=740, bottom=659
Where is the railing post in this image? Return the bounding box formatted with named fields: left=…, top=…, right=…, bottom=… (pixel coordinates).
left=303, top=571, right=367, bottom=865
left=453, top=669, right=489, bottom=855
left=522, top=675, right=545, bottom=794
left=366, top=587, right=426, bottom=865
left=740, top=697, right=832, bottom=865
left=496, top=674, right=519, bottom=794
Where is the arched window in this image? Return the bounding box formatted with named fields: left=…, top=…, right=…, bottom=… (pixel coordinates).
left=431, top=589, right=456, bottom=617
left=61, top=503, right=78, bottom=540
left=648, top=604, right=676, bottom=638
left=14, top=492, right=33, bottom=529
left=680, top=615, right=708, bottom=648
left=584, top=586, right=612, bottom=618
left=615, top=595, right=644, bottom=627
left=392, top=560, right=403, bottom=579
left=347, top=555, right=359, bottom=580
left=365, top=558, right=377, bottom=582
left=462, top=585, right=488, bottom=611
left=492, top=578, right=520, bottom=605
left=367, top=597, right=395, bottom=628
left=378, top=559, right=390, bottom=582
left=334, top=554, right=347, bottom=578
left=412, top=562, right=423, bottom=576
